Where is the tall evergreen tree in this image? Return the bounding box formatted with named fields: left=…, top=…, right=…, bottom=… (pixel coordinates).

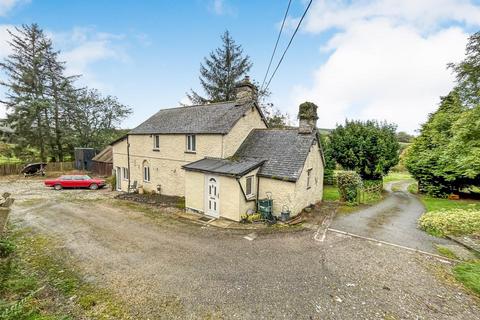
left=0, top=24, right=52, bottom=160
left=187, top=30, right=252, bottom=104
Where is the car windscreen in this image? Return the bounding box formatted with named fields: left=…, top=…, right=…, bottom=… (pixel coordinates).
left=83, top=175, right=91, bottom=180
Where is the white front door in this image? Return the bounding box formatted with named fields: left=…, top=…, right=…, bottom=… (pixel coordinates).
left=116, top=167, right=122, bottom=191
left=206, top=176, right=219, bottom=217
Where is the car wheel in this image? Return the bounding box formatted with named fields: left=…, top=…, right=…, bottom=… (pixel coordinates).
left=89, top=183, right=98, bottom=190
left=54, top=184, right=62, bottom=190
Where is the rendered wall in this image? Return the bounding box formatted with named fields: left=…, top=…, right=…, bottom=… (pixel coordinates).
left=222, top=106, right=266, bottom=158
left=112, top=134, right=223, bottom=195
left=292, top=142, right=324, bottom=214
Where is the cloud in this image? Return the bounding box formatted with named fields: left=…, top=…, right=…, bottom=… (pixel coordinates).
left=303, top=0, right=480, bottom=34
left=208, top=0, right=235, bottom=16
left=55, top=27, right=129, bottom=91
left=289, top=0, right=479, bottom=133
left=0, top=0, right=28, bottom=16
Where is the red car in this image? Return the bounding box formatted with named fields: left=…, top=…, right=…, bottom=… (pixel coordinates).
left=44, top=175, right=106, bottom=190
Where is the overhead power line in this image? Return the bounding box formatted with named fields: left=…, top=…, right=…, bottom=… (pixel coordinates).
left=260, top=0, right=292, bottom=92
left=263, top=0, right=313, bottom=93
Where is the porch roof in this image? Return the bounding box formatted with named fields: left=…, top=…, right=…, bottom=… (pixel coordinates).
left=182, top=157, right=265, bottom=177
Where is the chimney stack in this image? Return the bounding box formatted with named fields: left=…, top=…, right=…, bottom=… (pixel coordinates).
left=235, top=76, right=257, bottom=103
left=298, top=102, right=318, bottom=134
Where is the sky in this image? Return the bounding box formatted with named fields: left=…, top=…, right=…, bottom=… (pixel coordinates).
left=0, top=0, right=479, bottom=134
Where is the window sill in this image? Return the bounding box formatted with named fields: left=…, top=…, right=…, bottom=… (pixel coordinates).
left=152, top=149, right=160, bottom=152
left=185, top=151, right=196, bottom=154
left=246, top=195, right=255, bottom=200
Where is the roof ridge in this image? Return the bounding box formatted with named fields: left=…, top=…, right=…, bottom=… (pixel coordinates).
left=157, top=100, right=238, bottom=112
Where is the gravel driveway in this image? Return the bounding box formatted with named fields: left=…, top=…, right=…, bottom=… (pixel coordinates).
left=331, top=181, right=454, bottom=253
left=3, top=179, right=480, bottom=319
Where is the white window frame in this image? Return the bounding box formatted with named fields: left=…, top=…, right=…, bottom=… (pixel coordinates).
left=306, top=168, right=312, bottom=189
left=122, top=167, right=128, bottom=181
left=245, top=175, right=254, bottom=197
left=153, top=135, right=160, bottom=151
left=186, top=134, right=196, bottom=152
left=143, top=164, right=150, bottom=182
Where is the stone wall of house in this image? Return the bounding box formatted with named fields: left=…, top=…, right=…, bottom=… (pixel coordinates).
left=112, top=133, right=223, bottom=195
left=292, top=141, right=324, bottom=214
left=185, top=171, right=243, bottom=221
left=258, top=177, right=296, bottom=216
left=222, top=106, right=266, bottom=158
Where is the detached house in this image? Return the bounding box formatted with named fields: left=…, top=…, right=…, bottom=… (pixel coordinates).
left=111, top=76, right=324, bottom=221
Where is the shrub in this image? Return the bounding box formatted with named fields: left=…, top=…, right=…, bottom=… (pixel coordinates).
left=0, top=239, right=15, bottom=258
left=418, top=209, right=480, bottom=237
left=337, top=171, right=362, bottom=204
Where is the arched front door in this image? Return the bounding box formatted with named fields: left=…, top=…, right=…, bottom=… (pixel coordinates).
left=206, top=176, right=219, bottom=217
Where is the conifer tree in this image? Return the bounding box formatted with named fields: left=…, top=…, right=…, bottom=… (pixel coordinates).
left=187, top=30, right=252, bottom=104
left=0, top=24, right=52, bottom=161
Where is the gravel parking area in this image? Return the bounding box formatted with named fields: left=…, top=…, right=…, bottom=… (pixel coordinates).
left=3, top=179, right=480, bottom=319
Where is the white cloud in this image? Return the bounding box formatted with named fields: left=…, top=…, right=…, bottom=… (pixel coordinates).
left=0, top=0, right=27, bottom=16
left=208, top=0, right=235, bottom=16
left=289, top=0, right=479, bottom=133
left=55, top=27, right=128, bottom=91
left=303, top=0, right=480, bottom=33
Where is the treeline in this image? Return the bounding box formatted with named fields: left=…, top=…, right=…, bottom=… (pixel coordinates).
left=405, top=32, right=480, bottom=197
left=0, top=24, right=131, bottom=162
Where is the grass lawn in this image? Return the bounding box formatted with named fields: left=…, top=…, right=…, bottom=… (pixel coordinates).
left=323, top=185, right=340, bottom=201
left=420, top=196, right=480, bottom=212
left=0, top=227, right=127, bottom=319
left=453, top=262, right=480, bottom=296
left=382, top=171, right=413, bottom=183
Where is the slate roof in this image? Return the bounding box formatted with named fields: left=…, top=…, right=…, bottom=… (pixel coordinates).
left=129, top=101, right=257, bottom=134
left=92, top=146, right=113, bottom=163
left=233, top=129, right=318, bottom=182
left=182, top=157, right=265, bottom=177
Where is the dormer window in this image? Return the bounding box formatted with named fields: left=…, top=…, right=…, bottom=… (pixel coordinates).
left=186, top=134, right=196, bottom=153
left=153, top=135, right=160, bottom=151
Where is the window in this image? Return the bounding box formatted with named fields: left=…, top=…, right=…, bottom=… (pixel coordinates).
left=143, top=161, right=150, bottom=182
left=246, top=176, right=254, bottom=197
left=122, top=167, right=128, bottom=181
left=186, top=134, right=196, bottom=152
left=153, top=135, right=160, bottom=151
left=306, top=169, right=312, bottom=189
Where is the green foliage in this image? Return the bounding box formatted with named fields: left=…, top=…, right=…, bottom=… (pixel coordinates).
left=418, top=209, right=480, bottom=237
left=336, top=171, right=362, bottom=204
left=448, top=31, right=480, bottom=107
left=319, top=134, right=336, bottom=185
left=330, top=120, right=400, bottom=180
left=0, top=239, right=15, bottom=258
left=187, top=30, right=252, bottom=104
left=0, top=24, right=131, bottom=162
left=405, top=91, right=479, bottom=196
left=406, top=32, right=480, bottom=197
left=453, top=262, right=480, bottom=296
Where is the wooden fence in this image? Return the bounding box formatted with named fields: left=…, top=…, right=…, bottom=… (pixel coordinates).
left=0, top=161, right=74, bottom=176
left=357, top=183, right=383, bottom=204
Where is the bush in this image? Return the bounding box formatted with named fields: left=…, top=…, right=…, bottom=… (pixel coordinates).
left=337, top=171, right=362, bottom=204
left=418, top=209, right=480, bottom=237
left=0, top=239, right=15, bottom=258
